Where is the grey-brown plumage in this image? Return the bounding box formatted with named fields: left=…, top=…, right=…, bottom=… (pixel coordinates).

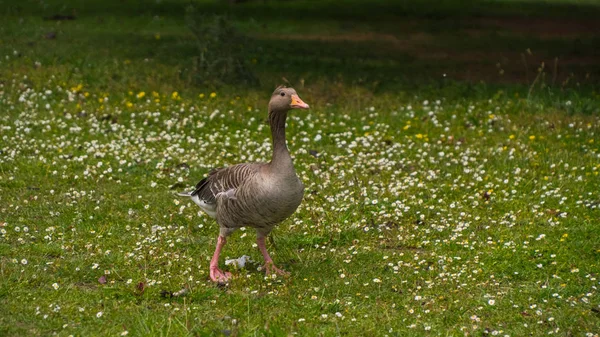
left=178, top=87, right=309, bottom=282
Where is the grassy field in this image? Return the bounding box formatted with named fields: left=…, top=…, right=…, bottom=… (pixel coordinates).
left=1, top=0, right=600, bottom=336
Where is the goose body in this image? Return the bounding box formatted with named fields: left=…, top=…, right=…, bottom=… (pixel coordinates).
left=186, top=163, right=304, bottom=236
left=178, top=87, right=309, bottom=282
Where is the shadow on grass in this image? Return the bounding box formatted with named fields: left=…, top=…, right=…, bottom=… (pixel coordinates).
left=5, top=0, right=600, bottom=20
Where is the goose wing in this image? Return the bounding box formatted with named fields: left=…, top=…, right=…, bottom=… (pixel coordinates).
left=191, top=163, right=262, bottom=204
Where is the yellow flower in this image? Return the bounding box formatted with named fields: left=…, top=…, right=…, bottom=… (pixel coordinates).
left=509, top=134, right=515, bottom=140
left=416, top=134, right=423, bottom=139
left=199, top=93, right=205, bottom=99
left=210, top=92, right=217, bottom=98
left=489, top=114, right=495, bottom=119
left=126, top=102, right=133, bottom=108
left=403, top=125, right=410, bottom=130
left=71, top=84, right=83, bottom=93
left=137, top=91, right=145, bottom=99
left=171, top=91, right=180, bottom=100
left=154, top=33, right=161, bottom=40
left=152, top=91, right=159, bottom=98
left=529, top=135, right=536, bottom=141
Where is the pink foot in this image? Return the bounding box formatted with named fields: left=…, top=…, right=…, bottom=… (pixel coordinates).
left=265, top=261, right=290, bottom=277
left=257, top=236, right=290, bottom=278
left=210, top=267, right=232, bottom=283
left=209, top=235, right=231, bottom=283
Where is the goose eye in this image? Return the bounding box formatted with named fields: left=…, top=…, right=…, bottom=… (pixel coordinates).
left=280, top=92, right=285, bottom=97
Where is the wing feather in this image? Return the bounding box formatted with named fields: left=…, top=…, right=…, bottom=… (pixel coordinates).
left=190, top=164, right=261, bottom=205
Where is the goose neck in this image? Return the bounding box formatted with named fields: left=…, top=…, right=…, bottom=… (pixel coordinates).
left=269, top=110, right=292, bottom=170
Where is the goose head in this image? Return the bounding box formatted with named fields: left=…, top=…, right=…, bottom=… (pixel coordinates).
left=268, top=87, right=309, bottom=114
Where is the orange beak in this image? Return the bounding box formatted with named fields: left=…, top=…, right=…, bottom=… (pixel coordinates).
left=290, top=94, right=310, bottom=109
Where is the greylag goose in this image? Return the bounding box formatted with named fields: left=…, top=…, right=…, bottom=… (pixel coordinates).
left=178, top=87, right=309, bottom=283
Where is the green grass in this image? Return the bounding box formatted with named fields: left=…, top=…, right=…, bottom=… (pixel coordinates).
left=1, top=0, right=600, bottom=336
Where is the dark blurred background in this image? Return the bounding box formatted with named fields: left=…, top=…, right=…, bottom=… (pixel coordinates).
left=1, top=0, right=599, bottom=96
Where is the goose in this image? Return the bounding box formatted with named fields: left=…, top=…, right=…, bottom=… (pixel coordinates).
left=178, top=86, right=309, bottom=283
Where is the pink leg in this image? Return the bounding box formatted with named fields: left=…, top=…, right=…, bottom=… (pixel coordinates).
left=257, top=236, right=289, bottom=277
left=210, top=236, right=232, bottom=283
